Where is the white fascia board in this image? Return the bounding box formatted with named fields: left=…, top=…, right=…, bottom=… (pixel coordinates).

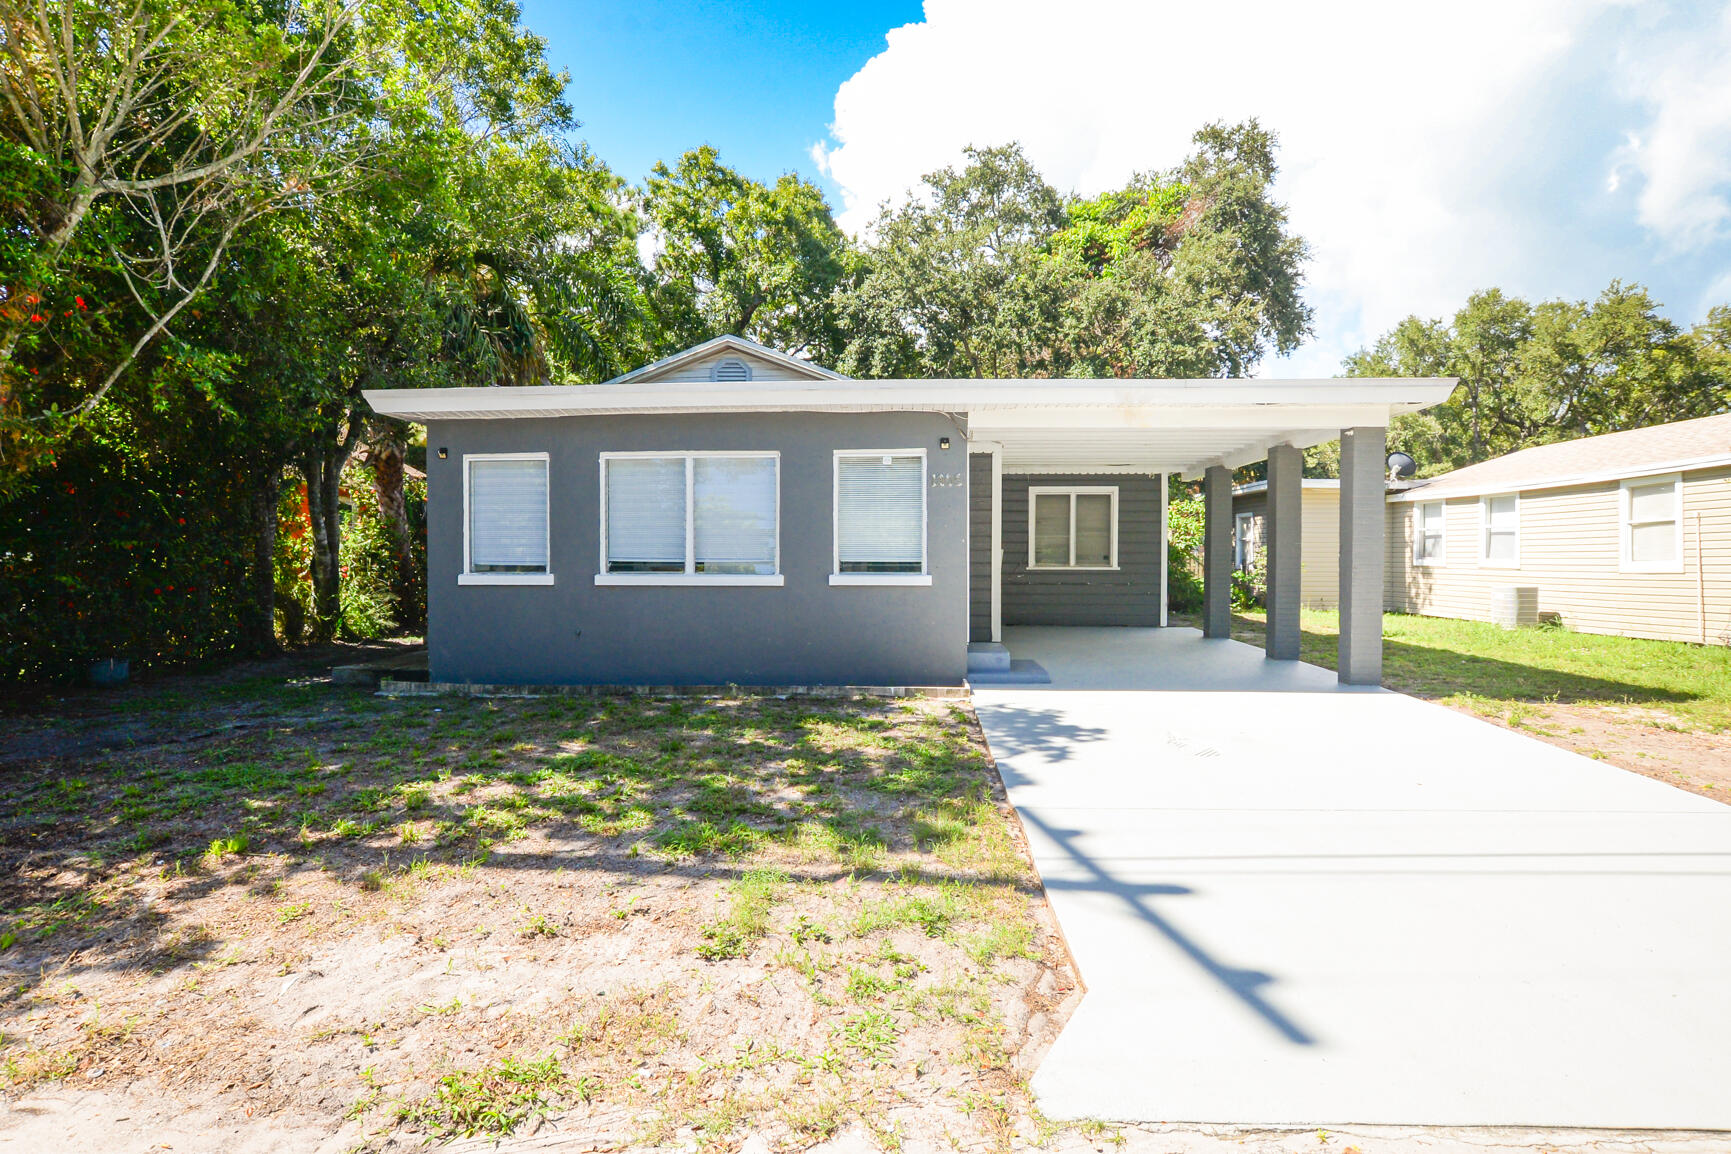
left=604, top=334, right=847, bottom=384
left=363, top=378, right=1457, bottom=423
left=1388, top=453, right=1731, bottom=502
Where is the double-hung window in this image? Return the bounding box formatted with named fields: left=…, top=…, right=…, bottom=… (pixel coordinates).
left=1480, top=494, right=1519, bottom=567
left=598, top=452, right=781, bottom=585
left=832, top=450, right=929, bottom=585
left=1621, top=474, right=1682, bottom=572
left=461, top=454, right=552, bottom=585
left=1413, top=501, right=1446, bottom=565
left=1029, top=487, right=1117, bottom=569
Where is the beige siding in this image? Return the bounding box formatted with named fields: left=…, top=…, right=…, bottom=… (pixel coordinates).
left=1385, top=466, right=1731, bottom=644
left=1232, top=488, right=1342, bottom=609
left=644, top=349, right=821, bottom=383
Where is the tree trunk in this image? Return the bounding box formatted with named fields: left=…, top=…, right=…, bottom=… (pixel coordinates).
left=301, top=412, right=363, bottom=642
left=242, top=463, right=282, bottom=654
left=368, top=421, right=421, bottom=631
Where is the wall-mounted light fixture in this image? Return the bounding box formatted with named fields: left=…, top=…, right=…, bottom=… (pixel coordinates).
left=437, top=447, right=448, bottom=459
left=939, top=436, right=951, bottom=450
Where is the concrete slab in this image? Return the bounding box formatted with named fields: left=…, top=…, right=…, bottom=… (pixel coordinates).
left=974, top=627, right=1731, bottom=1129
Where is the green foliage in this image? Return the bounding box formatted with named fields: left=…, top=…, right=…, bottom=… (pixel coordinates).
left=1166, top=493, right=1205, bottom=612
left=1345, top=283, right=1730, bottom=475
left=0, top=402, right=256, bottom=679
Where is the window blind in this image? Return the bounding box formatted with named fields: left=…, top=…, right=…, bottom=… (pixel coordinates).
left=836, top=454, right=924, bottom=573
left=1483, top=495, right=1518, bottom=563
left=468, top=459, right=548, bottom=573
left=1032, top=493, right=1070, bottom=566
left=606, top=457, right=686, bottom=572
left=1627, top=481, right=1678, bottom=562
left=1415, top=503, right=1444, bottom=561
left=694, top=456, right=777, bottom=574
left=1074, top=494, right=1113, bottom=566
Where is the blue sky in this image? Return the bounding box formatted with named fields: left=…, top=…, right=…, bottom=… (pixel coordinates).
left=520, top=0, right=918, bottom=192
left=523, top=1, right=1731, bottom=377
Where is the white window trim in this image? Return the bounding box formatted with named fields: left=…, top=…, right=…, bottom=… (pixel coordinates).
left=1027, top=486, right=1119, bottom=570
left=595, top=450, right=782, bottom=586
left=1619, top=473, right=1684, bottom=574
left=831, top=448, right=928, bottom=586
left=1412, top=501, right=1446, bottom=567
left=461, top=452, right=553, bottom=586
left=1233, top=511, right=1255, bottom=570
left=1478, top=493, right=1520, bottom=569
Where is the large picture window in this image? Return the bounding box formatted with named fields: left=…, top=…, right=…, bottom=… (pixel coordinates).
left=832, top=450, right=928, bottom=585
left=1029, top=486, right=1117, bottom=569
left=462, top=454, right=552, bottom=585
left=598, top=452, right=780, bottom=585
left=1480, top=494, right=1519, bottom=567
left=1413, top=501, right=1446, bottom=565
left=1621, top=475, right=1682, bottom=572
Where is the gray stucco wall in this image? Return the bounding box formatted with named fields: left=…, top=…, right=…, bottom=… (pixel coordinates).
left=425, top=411, right=968, bottom=686
left=968, top=453, right=993, bottom=642
left=1000, top=473, right=1165, bottom=627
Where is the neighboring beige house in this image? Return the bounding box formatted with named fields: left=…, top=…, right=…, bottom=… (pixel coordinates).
left=1231, top=479, right=1351, bottom=609
left=1386, top=413, right=1731, bottom=645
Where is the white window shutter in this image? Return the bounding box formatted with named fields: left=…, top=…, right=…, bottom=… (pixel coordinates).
left=469, top=459, right=548, bottom=572
left=607, top=457, right=686, bottom=571
left=694, top=457, right=777, bottom=574
left=836, top=455, right=924, bottom=572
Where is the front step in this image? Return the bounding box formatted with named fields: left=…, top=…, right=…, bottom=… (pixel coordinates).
left=966, top=642, right=1011, bottom=673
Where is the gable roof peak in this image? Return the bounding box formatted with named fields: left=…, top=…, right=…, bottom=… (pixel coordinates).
left=606, top=335, right=848, bottom=385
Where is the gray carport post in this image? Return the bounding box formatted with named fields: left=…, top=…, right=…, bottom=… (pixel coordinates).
left=1338, top=426, right=1386, bottom=685
left=1202, top=465, right=1233, bottom=638
left=1263, top=444, right=1303, bottom=660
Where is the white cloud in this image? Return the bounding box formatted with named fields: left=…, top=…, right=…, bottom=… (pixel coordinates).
left=815, top=0, right=1731, bottom=376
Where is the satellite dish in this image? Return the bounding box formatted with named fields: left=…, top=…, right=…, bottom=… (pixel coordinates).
left=1386, top=451, right=1417, bottom=480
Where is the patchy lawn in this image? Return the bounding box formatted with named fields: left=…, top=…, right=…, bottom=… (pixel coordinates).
left=0, top=651, right=1086, bottom=1152
left=1228, top=609, right=1731, bottom=801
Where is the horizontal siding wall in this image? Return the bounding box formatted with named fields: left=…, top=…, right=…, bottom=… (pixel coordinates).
left=1231, top=489, right=1343, bottom=610
left=1002, top=473, right=1163, bottom=626
left=1385, top=466, right=1731, bottom=645
left=969, top=453, right=993, bottom=642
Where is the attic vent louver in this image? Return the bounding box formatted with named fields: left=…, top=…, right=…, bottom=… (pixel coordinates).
left=710, top=357, right=752, bottom=382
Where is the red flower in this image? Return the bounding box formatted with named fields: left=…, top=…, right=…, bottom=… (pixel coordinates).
left=152, top=588, right=161, bottom=596
left=24, top=293, right=38, bottom=305
left=177, top=517, right=185, bottom=524
left=29, top=313, right=43, bottom=323
left=75, top=296, right=86, bottom=310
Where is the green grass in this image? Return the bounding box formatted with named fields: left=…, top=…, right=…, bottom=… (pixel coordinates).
left=1231, top=609, right=1731, bottom=732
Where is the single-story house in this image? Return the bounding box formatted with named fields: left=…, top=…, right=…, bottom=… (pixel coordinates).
left=364, top=336, right=1453, bottom=686
left=1386, top=413, right=1731, bottom=644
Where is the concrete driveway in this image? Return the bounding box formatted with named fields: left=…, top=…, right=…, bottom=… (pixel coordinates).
left=972, top=627, right=1731, bottom=1128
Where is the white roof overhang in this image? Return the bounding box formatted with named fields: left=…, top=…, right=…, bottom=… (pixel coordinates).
left=364, top=377, right=1457, bottom=478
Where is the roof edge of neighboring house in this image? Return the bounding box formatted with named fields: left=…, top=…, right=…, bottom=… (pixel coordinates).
left=1231, top=478, right=1425, bottom=497
left=1389, top=452, right=1731, bottom=502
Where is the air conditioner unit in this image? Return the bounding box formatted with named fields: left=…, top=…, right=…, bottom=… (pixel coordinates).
left=1490, top=586, right=1539, bottom=630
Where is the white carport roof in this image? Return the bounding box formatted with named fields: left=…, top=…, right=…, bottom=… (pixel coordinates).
left=364, top=377, right=1456, bottom=479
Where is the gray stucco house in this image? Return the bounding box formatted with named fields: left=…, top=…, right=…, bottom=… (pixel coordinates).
left=365, top=336, right=1452, bottom=687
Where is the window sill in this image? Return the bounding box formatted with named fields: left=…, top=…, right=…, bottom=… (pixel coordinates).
left=829, top=573, right=933, bottom=586
left=459, top=573, right=555, bottom=586
left=1027, top=565, right=1120, bottom=572
left=1477, top=561, right=1521, bottom=570
left=1618, top=562, right=1684, bottom=574
left=1412, top=559, right=1446, bottom=568
left=595, top=573, right=784, bottom=587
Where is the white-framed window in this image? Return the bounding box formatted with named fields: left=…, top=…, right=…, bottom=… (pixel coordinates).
left=1620, top=474, right=1683, bottom=572
left=831, top=449, right=930, bottom=586
left=1479, top=493, right=1519, bottom=567
left=596, top=452, right=782, bottom=586
left=1029, top=486, right=1118, bottom=569
left=1413, top=501, right=1446, bottom=566
left=461, top=453, right=553, bottom=586
left=1234, top=511, right=1258, bottom=570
